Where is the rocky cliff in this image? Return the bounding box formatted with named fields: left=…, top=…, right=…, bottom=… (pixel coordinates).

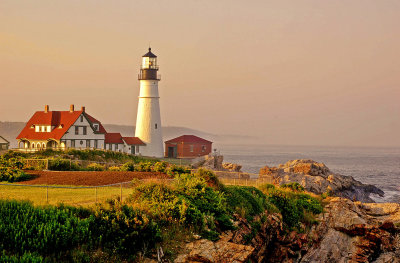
left=174, top=197, right=400, bottom=263
left=260, top=159, right=384, bottom=203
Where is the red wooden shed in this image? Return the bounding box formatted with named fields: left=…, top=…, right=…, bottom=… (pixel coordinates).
left=164, top=135, right=212, bottom=158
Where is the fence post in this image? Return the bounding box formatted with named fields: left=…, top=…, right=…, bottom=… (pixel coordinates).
left=120, top=183, right=123, bottom=201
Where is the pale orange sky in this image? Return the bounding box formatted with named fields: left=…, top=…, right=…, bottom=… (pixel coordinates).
left=0, top=0, right=399, bottom=147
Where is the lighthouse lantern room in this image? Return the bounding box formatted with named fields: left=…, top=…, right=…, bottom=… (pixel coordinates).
left=135, top=48, right=164, bottom=157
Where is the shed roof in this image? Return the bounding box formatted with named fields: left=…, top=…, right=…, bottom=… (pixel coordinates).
left=165, top=135, right=212, bottom=144
left=122, top=137, right=145, bottom=145
left=0, top=136, right=9, bottom=144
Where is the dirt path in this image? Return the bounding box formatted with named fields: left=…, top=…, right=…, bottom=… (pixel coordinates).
left=21, top=170, right=171, bottom=186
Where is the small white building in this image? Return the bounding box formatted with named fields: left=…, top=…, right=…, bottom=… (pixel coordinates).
left=16, top=105, right=144, bottom=154
left=0, top=136, right=9, bottom=150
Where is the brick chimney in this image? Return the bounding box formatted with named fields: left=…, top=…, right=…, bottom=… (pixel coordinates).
left=70, top=104, right=74, bottom=112
left=81, top=106, right=85, bottom=112
left=44, top=105, right=49, bottom=113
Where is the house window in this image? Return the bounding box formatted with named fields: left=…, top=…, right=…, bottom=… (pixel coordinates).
left=115, top=144, right=118, bottom=150
left=190, top=145, right=194, bottom=152
left=94, top=140, right=97, bottom=148
left=75, top=126, right=79, bottom=135
left=86, top=140, right=90, bottom=148
left=93, top=124, right=98, bottom=131
left=71, top=140, right=75, bottom=147
left=80, top=140, right=83, bottom=145
left=155, top=123, right=157, bottom=129
left=83, top=126, right=87, bottom=135
left=136, top=146, right=139, bottom=153
left=80, top=116, right=83, bottom=122
left=202, top=145, right=206, bottom=152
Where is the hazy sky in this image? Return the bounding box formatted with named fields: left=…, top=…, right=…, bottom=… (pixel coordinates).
left=1, top=0, right=399, bottom=147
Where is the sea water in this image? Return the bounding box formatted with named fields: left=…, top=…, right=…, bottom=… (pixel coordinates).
left=216, top=144, right=400, bottom=203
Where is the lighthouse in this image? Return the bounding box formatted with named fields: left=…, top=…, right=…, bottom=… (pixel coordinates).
left=135, top=48, right=164, bottom=157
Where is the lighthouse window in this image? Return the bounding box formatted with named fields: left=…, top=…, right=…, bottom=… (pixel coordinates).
left=155, top=123, right=158, bottom=129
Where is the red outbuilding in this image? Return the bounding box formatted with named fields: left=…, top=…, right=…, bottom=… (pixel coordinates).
left=164, top=135, right=212, bottom=158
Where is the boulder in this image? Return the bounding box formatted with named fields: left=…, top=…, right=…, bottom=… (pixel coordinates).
left=301, top=197, right=400, bottom=263
left=260, top=159, right=384, bottom=203
left=174, top=238, right=254, bottom=263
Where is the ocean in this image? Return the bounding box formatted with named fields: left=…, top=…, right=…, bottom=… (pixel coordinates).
left=216, top=144, right=400, bottom=203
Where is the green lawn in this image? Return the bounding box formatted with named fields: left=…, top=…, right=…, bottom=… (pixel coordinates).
left=0, top=184, right=132, bottom=206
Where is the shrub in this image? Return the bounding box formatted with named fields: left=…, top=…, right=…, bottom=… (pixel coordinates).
left=260, top=186, right=323, bottom=229
left=48, top=158, right=72, bottom=171
left=0, top=157, right=31, bottom=182
left=153, top=161, right=167, bottom=173
left=223, top=186, right=272, bottom=220
left=108, top=166, right=120, bottom=171
left=90, top=199, right=161, bottom=256
left=135, top=162, right=153, bottom=172
left=166, top=165, right=191, bottom=176
left=0, top=200, right=91, bottom=258
left=193, top=168, right=224, bottom=190
left=120, top=161, right=135, bottom=171
left=281, top=182, right=305, bottom=192
left=86, top=163, right=105, bottom=171
left=0, top=199, right=161, bottom=261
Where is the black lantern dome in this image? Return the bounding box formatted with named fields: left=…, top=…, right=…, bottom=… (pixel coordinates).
left=139, top=47, right=160, bottom=80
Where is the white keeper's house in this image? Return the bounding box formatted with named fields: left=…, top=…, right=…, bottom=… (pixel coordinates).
left=16, top=104, right=145, bottom=154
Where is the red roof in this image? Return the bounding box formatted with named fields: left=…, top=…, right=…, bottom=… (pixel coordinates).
left=85, top=114, right=107, bottom=134
left=17, top=111, right=82, bottom=140
left=17, top=109, right=107, bottom=141
left=165, top=135, right=212, bottom=144
left=122, top=137, right=145, bottom=145
left=105, top=133, right=124, bottom=144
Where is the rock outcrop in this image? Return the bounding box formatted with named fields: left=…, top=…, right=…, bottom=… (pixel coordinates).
left=192, top=154, right=250, bottom=179
left=260, top=159, right=384, bottom=203
left=174, top=198, right=400, bottom=263
left=302, top=197, right=400, bottom=263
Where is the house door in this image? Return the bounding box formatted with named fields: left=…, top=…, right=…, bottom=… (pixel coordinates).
left=168, top=146, right=177, bottom=158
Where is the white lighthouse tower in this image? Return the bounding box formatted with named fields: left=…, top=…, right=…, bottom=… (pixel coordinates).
left=135, top=48, right=164, bottom=157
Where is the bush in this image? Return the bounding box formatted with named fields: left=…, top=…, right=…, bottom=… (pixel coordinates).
left=281, top=182, right=305, bottom=192
left=153, top=161, right=167, bottom=173
left=90, top=199, right=161, bottom=256
left=166, top=165, right=191, bottom=176
left=120, top=161, right=135, bottom=171
left=0, top=200, right=91, bottom=259
left=194, top=168, right=224, bottom=190
left=108, top=166, right=120, bottom=171
left=86, top=163, right=105, bottom=171
left=48, top=158, right=72, bottom=171
left=223, top=186, right=272, bottom=220
left=128, top=172, right=234, bottom=236
left=260, top=186, right=323, bottom=229
left=135, top=162, right=153, bottom=172
left=0, top=157, right=31, bottom=182
left=0, top=199, right=161, bottom=261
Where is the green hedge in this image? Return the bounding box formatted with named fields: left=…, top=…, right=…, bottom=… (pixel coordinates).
left=0, top=200, right=160, bottom=261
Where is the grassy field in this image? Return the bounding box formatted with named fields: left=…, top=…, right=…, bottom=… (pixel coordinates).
left=0, top=184, right=132, bottom=206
